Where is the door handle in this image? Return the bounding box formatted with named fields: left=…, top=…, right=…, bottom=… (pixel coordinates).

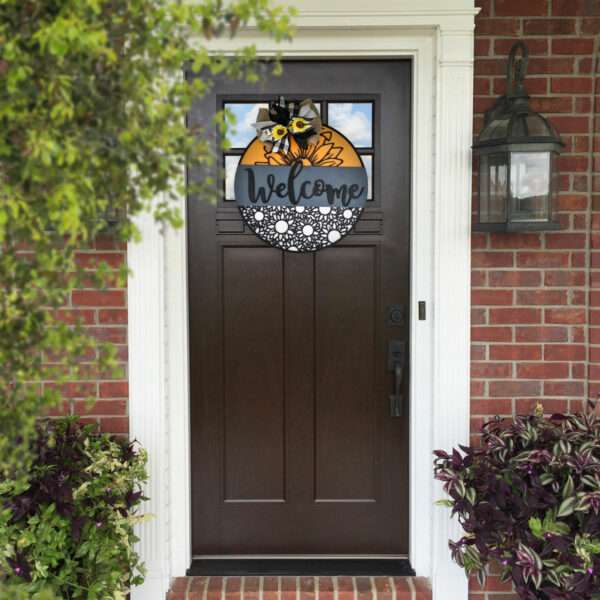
left=388, top=340, right=406, bottom=417
left=390, top=362, right=404, bottom=417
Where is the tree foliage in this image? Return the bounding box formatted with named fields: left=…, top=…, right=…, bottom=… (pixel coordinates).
left=0, top=0, right=293, bottom=477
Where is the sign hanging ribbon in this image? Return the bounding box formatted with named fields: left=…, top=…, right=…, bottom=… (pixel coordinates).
left=252, top=96, right=322, bottom=155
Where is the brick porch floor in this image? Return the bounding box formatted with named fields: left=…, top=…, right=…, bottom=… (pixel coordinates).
left=167, top=576, right=432, bottom=600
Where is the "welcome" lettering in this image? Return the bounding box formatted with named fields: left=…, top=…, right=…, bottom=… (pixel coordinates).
left=245, top=160, right=364, bottom=208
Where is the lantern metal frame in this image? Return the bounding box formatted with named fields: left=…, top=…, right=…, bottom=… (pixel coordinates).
left=472, top=41, right=565, bottom=232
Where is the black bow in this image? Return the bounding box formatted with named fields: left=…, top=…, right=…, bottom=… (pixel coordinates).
left=252, top=96, right=322, bottom=154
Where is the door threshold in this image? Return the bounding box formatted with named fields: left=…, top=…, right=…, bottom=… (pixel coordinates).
left=187, top=558, right=415, bottom=577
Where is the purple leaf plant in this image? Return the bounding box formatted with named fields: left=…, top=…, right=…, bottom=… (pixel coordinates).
left=434, top=406, right=600, bottom=600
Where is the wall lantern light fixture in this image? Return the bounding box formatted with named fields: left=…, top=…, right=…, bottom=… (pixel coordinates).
left=472, top=41, right=564, bottom=232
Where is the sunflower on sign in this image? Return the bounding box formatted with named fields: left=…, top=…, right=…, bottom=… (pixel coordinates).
left=252, top=97, right=344, bottom=167
left=259, top=130, right=344, bottom=167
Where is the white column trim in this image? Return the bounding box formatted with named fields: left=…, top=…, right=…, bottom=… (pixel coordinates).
left=128, top=210, right=170, bottom=599
left=430, top=27, right=475, bottom=600
left=128, top=4, right=476, bottom=599
left=165, top=216, right=192, bottom=578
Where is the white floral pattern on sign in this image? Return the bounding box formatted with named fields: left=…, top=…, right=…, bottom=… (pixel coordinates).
left=239, top=206, right=363, bottom=252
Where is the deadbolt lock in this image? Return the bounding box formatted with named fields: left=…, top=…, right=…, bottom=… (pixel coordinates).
left=386, top=304, right=405, bottom=327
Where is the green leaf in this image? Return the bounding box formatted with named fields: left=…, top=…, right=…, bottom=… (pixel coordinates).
left=557, top=496, right=577, bottom=518
left=529, top=517, right=543, bottom=539
left=562, top=475, right=574, bottom=499
left=435, top=499, right=454, bottom=508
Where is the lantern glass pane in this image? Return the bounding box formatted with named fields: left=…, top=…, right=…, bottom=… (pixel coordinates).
left=480, top=153, right=508, bottom=223
left=525, top=114, right=550, bottom=137
left=479, top=118, right=510, bottom=142
left=551, top=152, right=559, bottom=220
left=510, top=152, right=551, bottom=222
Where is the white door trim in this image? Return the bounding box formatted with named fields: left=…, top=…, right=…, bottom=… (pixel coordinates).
left=129, top=3, right=476, bottom=599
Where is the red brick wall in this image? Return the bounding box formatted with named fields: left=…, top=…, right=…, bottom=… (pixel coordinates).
left=47, top=234, right=129, bottom=435
left=470, top=0, right=599, bottom=598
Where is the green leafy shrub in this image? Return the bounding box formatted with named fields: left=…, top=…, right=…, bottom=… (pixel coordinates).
left=0, top=417, right=148, bottom=599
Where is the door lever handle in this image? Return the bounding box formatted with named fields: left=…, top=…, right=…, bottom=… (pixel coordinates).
left=388, top=340, right=406, bottom=417
left=390, top=363, right=404, bottom=417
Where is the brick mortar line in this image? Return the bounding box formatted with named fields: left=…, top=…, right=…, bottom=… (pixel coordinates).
left=406, top=578, right=415, bottom=600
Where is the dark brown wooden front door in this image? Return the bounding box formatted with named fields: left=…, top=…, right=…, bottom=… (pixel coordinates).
left=188, top=61, right=411, bottom=556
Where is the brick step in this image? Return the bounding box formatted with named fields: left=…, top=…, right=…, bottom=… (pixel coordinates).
left=167, top=576, right=431, bottom=600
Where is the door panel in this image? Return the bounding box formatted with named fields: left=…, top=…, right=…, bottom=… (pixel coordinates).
left=188, top=60, right=411, bottom=556
left=223, top=247, right=285, bottom=502
left=314, top=246, right=377, bottom=502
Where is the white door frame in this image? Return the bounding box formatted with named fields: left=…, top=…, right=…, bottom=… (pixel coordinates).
left=128, top=3, right=477, bottom=599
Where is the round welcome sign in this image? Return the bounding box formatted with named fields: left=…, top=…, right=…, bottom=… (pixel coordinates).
left=234, top=97, right=368, bottom=252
